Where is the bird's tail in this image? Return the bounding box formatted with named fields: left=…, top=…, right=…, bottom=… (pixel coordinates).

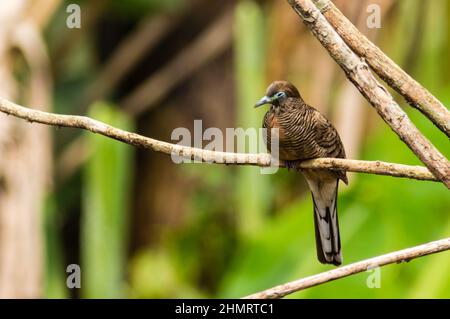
left=307, top=176, right=342, bottom=266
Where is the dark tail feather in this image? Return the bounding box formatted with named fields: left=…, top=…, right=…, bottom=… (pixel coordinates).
left=311, top=180, right=342, bottom=266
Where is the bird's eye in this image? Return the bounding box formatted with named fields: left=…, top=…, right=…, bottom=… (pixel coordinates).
left=274, top=91, right=286, bottom=99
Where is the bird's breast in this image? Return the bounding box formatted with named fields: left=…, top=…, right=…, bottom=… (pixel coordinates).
left=265, top=111, right=320, bottom=161
left=266, top=112, right=286, bottom=141
left=264, top=111, right=305, bottom=161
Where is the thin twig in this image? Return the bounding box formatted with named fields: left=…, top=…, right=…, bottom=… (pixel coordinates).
left=244, top=237, right=450, bottom=299
left=287, top=0, right=450, bottom=188
left=311, top=0, right=450, bottom=137
left=0, top=97, right=439, bottom=182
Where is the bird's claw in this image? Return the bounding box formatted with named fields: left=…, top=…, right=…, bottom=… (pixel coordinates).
left=285, top=160, right=301, bottom=171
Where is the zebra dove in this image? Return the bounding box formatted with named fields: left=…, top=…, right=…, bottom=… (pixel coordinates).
left=255, top=81, right=348, bottom=266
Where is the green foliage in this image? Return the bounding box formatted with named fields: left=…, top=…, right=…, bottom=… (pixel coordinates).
left=234, top=0, right=270, bottom=236
left=44, top=196, right=69, bottom=298
left=128, top=248, right=205, bottom=298
left=81, top=102, right=134, bottom=298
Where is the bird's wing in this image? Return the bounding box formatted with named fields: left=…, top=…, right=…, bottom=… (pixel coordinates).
left=312, top=112, right=346, bottom=158
left=312, top=111, right=348, bottom=184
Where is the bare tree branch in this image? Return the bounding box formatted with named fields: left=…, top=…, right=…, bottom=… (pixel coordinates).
left=311, top=0, right=450, bottom=138
left=0, top=97, right=439, bottom=182
left=244, top=237, right=450, bottom=299
left=287, top=0, right=450, bottom=189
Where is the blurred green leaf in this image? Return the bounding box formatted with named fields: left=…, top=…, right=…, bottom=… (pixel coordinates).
left=234, top=0, right=269, bottom=236
left=81, top=102, right=134, bottom=298
left=44, top=196, right=69, bottom=298
left=128, top=249, right=205, bottom=298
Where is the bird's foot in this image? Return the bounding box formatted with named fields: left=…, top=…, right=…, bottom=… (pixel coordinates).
left=285, top=160, right=302, bottom=171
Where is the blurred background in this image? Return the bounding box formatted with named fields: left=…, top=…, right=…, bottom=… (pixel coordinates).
left=0, top=0, right=449, bottom=298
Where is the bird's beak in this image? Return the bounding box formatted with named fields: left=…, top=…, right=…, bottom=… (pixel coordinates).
left=254, top=96, right=272, bottom=108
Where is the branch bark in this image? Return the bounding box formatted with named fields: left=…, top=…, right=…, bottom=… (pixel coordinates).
left=0, top=97, right=438, bottom=182
left=287, top=0, right=450, bottom=189
left=311, top=0, right=450, bottom=138
left=244, top=237, right=450, bottom=299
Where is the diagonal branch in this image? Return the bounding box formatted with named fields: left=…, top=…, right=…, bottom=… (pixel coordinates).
left=287, top=0, right=450, bottom=189
left=244, top=237, right=450, bottom=299
left=311, top=0, right=450, bottom=138
left=0, top=97, right=438, bottom=182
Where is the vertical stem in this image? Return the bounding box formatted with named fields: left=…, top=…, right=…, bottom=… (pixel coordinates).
left=81, top=102, right=134, bottom=298
left=234, top=0, right=269, bottom=236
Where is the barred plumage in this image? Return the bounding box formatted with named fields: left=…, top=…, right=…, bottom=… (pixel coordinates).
left=256, top=81, right=347, bottom=266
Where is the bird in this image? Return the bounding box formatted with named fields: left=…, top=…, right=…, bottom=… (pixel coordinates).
left=255, top=80, right=348, bottom=266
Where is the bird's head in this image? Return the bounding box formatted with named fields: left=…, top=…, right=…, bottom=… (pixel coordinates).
left=254, top=81, right=301, bottom=108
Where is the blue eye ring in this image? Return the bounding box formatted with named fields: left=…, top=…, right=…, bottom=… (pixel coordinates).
left=274, top=91, right=286, bottom=99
